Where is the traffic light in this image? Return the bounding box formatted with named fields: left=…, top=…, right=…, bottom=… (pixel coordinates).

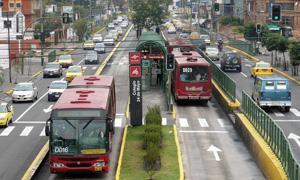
left=62, top=13, right=69, bottom=24
left=214, top=3, right=220, bottom=12
left=40, top=32, right=45, bottom=42
left=166, top=54, right=175, bottom=71
left=256, top=24, right=261, bottom=33
left=272, top=4, right=281, bottom=21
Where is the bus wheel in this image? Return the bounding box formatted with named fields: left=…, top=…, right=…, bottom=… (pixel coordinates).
left=201, top=100, right=208, bottom=105
left=284, top=106, right=290, bottom=112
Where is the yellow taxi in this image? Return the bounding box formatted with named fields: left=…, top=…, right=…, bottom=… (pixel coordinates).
left=83, top=40, right=95, bottom=50
left=250, top=61, right=273, bottom=77
left=0, top=102, right=13, bottom=127
left=65, top=65, right=84, bottom=82
left=57, top=54, right=73, bottom=68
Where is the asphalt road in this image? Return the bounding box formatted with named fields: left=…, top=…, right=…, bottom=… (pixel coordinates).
left=33, top=26, right=135, bottom=180
left=218, top=47, right=300, bottom=162
left=164, top=32, right=265, bottom=179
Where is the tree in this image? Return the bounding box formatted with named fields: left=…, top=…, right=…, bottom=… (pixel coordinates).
left=242, top=22, right=257, bottom=41
left=265, top=33, right=281, bottom=65
left=73, top=19, right=89, bottom=42
left=289, top=41, right=300, bottom=75
left=277, top=36, right=289, bottom=70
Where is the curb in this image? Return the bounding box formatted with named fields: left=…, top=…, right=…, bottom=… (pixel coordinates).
left=174, top=124, right=184, bottom=180
left=212, top=79, right=240, bottom=110
left=225, top=45, right=300, bottom=86
left=115, top=125, right=128, bottom=180
left=235, top=113, right=287, bottom=180
left=21, top=141, right=49, bottom=180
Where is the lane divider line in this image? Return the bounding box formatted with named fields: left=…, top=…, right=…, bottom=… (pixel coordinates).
left=115, top=125, right=128, bottom=180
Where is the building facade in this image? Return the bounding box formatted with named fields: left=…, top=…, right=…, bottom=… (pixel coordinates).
left=244, top=0, right=300, bottom=29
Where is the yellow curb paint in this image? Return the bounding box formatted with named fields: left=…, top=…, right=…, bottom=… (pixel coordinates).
left=172, top=104, right=176, bottom=120
left=115, top=125, right=128, bottom=180
left=125, top=96, right=130, bottom=120
left=21, top=141, right=49, bottom=180
left=93, top=26, right=106, bottom=35
left=31, top=71, right=42, bottom=79
left=212, top=80, right=240, bottom=109
left=4, top=89, right=13, bottom=95
left=236, top=113, right=287, bottom=180
left=226, top=45, right=300, bottom=86
left=95, top=24, right=133, bottom=75
left=173, top=125, right=184, bottom=180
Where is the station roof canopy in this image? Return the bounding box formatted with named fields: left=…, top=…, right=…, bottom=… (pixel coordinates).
left=136, top=31, right=167, bottom=56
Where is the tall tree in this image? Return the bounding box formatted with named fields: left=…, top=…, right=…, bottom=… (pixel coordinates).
left=277, top=36, right=289, bottom=70
left=289, top=41, right=300, bottom=75
left=73, top=19, right=89, bottom=41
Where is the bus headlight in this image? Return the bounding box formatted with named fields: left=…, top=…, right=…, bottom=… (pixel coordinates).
left=52, top=162, right=65, bottom=167
left=93, top=161, right=105, bottom=167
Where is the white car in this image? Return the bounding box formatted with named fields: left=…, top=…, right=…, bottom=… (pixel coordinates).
left=120, top=22, right=128, bottom=28
left=93, top=34, right=103, bottom=43
left=48, top=80, right=68, bottom=101
left=103, top=34, right=115, bottom=46
left=205, top=47, right=219, bottom=60
left=168, top=26, right=176, bottom=34
left=200, top=35, right=211, bottom=45
left=12, top=82, right=38, bottom=102
left=108, top=23, right=115, bottom=30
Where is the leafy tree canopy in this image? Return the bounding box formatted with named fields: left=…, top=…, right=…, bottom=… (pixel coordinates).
left=289, top=41, right=300, bottom=65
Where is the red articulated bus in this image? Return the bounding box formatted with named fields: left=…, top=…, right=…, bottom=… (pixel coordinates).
left=171, top=51, right=212, bottom=102
left=167, top=38, right=196, bottom=53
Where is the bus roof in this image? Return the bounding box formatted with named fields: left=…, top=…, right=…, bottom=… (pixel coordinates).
left=167, top=38, right=194, bottom=48
left=52, top=88, right=110, bottom=110
left=172, top=51, right=202, bottom=57
left=257, top=75, right=288, bottom=81
left=68, top=75, right=113, bottom=88
left=175, top=52, right=210, bottom=66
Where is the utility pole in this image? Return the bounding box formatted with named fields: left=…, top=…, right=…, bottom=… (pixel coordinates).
left=90, top=0, right=93, bottom=33
left=40, top=0, right=45, bottom=66
left=6, top=12, right=12, bottom=83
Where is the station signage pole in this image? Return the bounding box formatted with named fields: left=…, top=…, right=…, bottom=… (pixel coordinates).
left=129, top=52, right=143, bottom=126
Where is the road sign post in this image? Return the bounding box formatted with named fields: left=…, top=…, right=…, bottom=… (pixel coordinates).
left=129, top=52, right=143, bottom=126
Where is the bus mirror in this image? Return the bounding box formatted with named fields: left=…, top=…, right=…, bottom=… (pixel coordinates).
left=45, top=119, right=50, bottom=136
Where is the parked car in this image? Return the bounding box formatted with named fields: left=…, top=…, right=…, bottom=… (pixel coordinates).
left=0, top=102, right=13, bottom=127
left=93, top=33, right=103, bottom=43
left=48, top=80, right=68, bottom=101
left=12, top=82, right=38, bottom=102
left=200, top=35, right=210, bottom=45
left=205, top=47, right=219, bottom=60
left=85, top=51, right=99, bottom=64
left=83, top=40, right=95, bottom=50
left=65, top=65, right=84, bottom=82
left=252, top=76, right=291, bottom=112
left=250, top=61, right=273, bottom=77
left=94, top=43, right=106, bottom=54
left=220, top=52, right=242, bottom=72
left=43, top=62, right=63, bottom=78
left=57, top=54, right=73, bottom=68
left=103, top=34, right=115, bottom=46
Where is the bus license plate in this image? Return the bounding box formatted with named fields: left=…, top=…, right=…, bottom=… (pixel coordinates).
left=95, top=167, right=102, bottom=171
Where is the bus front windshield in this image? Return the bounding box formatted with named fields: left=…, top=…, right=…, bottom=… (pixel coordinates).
left=51, top=119, right=107, bottom=155
left=179, top=66, right=208, bottom=82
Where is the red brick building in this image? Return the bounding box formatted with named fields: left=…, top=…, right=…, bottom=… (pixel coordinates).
left=2, top=0, right=40, bottom=28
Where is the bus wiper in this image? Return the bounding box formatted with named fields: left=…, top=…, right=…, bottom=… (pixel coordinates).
left=82, top=119, right=93, bottom=130
left=64, top=118, right=76, bottom=129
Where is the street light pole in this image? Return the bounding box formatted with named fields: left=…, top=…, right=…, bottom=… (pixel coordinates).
left=6, top=12, right=12, bottom=83
left=40, top=0, right=44, bottom=66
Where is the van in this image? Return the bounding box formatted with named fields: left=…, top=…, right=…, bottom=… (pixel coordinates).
left=252, top=76, right=291, bottom=112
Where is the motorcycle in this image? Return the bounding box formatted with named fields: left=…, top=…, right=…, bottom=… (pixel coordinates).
left=218, top=43, right=223, bottom=52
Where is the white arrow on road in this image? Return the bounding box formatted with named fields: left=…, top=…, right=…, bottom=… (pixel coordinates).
left=43, top=105, right=53, bottom=113
left=288, top=133, right=300, bottom=147
left=207, top=145, right=222, bottom=161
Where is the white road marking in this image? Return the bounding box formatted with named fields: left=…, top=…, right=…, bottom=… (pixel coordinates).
left=119, top=62, right=124, bottom=65
left=180, top=130, right=228, bottom=133
left=162, top=118, right=167, bottom=126
left=20, top=126, right=34, bottom=136
left=43, top=105, right=53, bottom=113
left=207, top=145, right=222, bottom=161
left=290, top=108, right=300, bottom=117
left=273, top=112, right=285, bottom=117
left=92, top=66, right=97, bottom=70
left=40, top=127, right=45, bottom=136
left=0, top=126, right=15, bottom=136
left=198, top=118, right=209, bottom=127
left=240, top=72, right=247, bottom=78
left=245, top=64, right=252, bottom=67
left=217, top=118, right=225, bottom=127
left=179, top=118, right=189, bottom=127
left=14, top=121, right=45, bottom=124
left=274, top=120, right=300, bottom=122
left=288, top=133, right=300, bottom=147
left=116, top=113, right=125, bottom=116
left=114, top=118, right=122, bottom=127
left=83, top=66, right=87, bottom=70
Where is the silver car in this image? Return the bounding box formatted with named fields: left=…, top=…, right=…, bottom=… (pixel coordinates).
left=103, top=34, right=115, bottom=46
left=85, top=51, right=99, bottom=64
left=205, top=47, right=219, bottom=60
left=43, top=62, right=63, bottom=78
left=12, top=82, right=38, bottom=102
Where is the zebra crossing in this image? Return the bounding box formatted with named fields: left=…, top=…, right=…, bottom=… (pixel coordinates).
left=272, top=107, right=300, bottom=118
left=178, top=117, right=229, bottom=129
left=0, top=116, right=126, bottom=137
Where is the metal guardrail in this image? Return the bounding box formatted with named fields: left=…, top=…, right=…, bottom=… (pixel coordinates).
left=227, top=39, right=256, bottom=56
left=242, top=91, right=300, bottom=180
left=198, top=50, right=236, bottom=102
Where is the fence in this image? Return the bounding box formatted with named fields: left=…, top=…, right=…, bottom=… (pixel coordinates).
left=242, top=91, right=300, bottom=180
left=198, top=50, right=236, bottom=102
left=227, top=39, right=256, bottom=56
